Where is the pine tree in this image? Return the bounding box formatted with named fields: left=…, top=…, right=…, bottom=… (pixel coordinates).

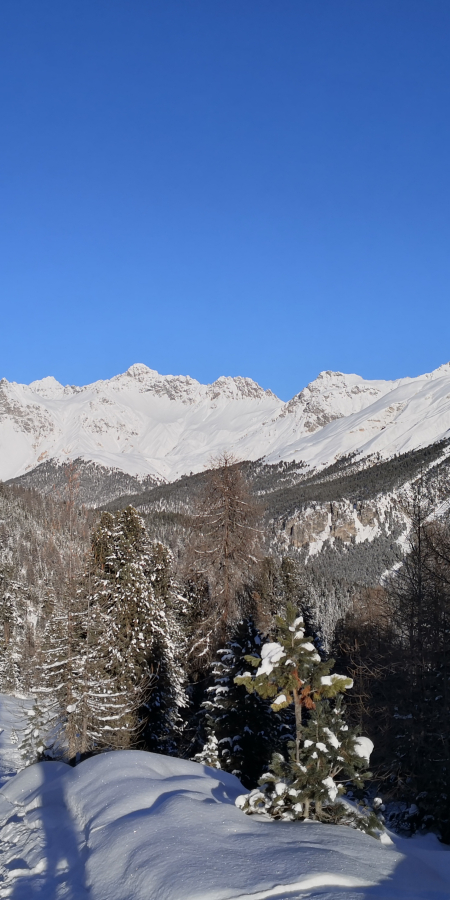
left=19, top=689, right=61, bottom=764
left=194, top=618, right=285, bottom=787
left=139, top=541, right=188, bottom=754
left=0, top=475, right=91, bottom=760
left=75, top=508, right=187, bottom=754
left=33, top=595, right=79, bottom=758
left=0, top=575, right=22, bottom=693
left=235, top=604, right=377, bottom=832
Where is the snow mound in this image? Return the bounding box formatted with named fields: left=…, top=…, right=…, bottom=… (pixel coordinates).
left=1, top=750, right=450, bottom=899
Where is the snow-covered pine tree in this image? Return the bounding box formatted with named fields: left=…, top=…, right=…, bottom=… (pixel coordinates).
left=75, top=508, right=187, bottom=754
left=0, top=574, right=22, bottom=693
left=32, top=583, right=85, bottom=761
left=0, top=476, right=91, bottom=761
left=139, top=540, right=187, bottom=754
left=235, top=604, right=378, bottom=833
left=194, top=618, right=285, bottom=787
left=19, top=687, right=62, bottom=765
left=75, top=509, right=157, bottom=751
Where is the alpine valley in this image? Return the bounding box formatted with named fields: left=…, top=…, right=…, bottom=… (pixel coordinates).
left=3, top=361, right=450, bottom=625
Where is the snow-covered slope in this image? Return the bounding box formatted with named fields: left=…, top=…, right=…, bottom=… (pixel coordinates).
left=1, top=747, right=450, bottom=899
left=2, top=362, right=450, bottom=483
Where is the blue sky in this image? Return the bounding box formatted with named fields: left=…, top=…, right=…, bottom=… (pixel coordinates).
left=1, top=1, right=450, bottom=400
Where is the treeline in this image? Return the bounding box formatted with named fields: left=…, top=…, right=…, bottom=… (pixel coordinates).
left=104, top=438, right=450, bottom=519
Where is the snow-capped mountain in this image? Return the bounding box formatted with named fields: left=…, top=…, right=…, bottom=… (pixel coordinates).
left=1, top=362, right=450, bottom=483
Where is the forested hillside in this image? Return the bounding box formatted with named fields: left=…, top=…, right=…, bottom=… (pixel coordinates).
left=2, top=441, right=450, bottom=839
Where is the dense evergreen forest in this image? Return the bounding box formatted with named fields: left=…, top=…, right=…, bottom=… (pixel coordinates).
left=2, top=445, right=450, bottom=838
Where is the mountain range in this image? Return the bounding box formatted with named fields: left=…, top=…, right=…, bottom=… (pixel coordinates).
left=1, top=361, right=450, bottom=484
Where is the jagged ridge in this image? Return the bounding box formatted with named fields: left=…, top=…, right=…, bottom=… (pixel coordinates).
left=1, top=361, right=450, bottom=483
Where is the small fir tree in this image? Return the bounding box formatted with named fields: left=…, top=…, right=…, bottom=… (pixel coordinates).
left=235, top=604, right=379, bottom=833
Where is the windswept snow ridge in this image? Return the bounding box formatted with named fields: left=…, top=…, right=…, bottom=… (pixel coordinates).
left=1, top=748, right=450, bottom=899
left=2, top=362, right=450, bottom=483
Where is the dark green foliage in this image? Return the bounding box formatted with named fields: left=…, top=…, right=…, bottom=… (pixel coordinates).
left=195, top=619, right=286, bottom=788
left=258, top=441, right=449, bottom=517
left=386, top=503, right=450, bottom=841
left=140, top=541, right=187, bottom=754
left=306, top=532, right=403, bottom=588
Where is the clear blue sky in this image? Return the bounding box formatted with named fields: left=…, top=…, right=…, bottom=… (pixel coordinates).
left=1, top=1, right=450, bottom=400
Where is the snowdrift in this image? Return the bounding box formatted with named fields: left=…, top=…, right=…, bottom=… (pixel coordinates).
left=1, top=750, right=450, bottom=899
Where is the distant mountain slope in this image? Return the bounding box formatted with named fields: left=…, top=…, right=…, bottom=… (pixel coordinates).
left=1, top=362, right=450, bottom=482
left=6, top=458, right=162, bottom=508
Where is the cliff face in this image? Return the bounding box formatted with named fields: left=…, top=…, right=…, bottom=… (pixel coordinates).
left=284, top=498, right=389, bottom=553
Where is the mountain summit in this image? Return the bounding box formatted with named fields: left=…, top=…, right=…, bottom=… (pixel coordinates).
left=1, top=363, right=450, bottom=482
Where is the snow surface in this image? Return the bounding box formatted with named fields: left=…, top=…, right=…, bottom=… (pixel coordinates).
left=258, top=642, right=286, bottom=675
left=353, top=737, right=375, bottom=764
left=2, top=362, right=450, bottom=482
left=0, top=696, right=450, bottom=899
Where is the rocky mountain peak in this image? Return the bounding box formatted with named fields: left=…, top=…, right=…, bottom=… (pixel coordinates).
left=206, top=375, right=277, bottom=401
left=281, top=370, right=397, bottom=433
left=28, top=376, right=66, bottom=398
left=126, top=363, right=159, bottom=379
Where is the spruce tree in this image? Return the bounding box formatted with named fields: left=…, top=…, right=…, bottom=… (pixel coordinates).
left=75, top=508, right=187, bottom=754
left=32, top=596, right=79, bottom=758
left=0, top=576, right=22, bottom=693
left=235, top=604, right=378, bottom=832
left=139, top=541, right=188, bottom=754
left=195, top=618, right=284, bottom=787
left=384, top=496, right=450, bottom=839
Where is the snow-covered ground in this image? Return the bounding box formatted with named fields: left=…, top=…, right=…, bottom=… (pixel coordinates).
left=0, top=696, right=449, bottom=899
left=2, top=362, right=450, bottom=483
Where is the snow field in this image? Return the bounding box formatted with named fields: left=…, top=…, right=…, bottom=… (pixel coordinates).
left=2, top=361, right=450, bottom=483
left=1, top=750, right=450, bottom=899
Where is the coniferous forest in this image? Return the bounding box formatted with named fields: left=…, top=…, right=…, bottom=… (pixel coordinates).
left=2, top=454, right=450, bottom=840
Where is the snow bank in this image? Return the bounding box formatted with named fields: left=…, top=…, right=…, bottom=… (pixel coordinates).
left=1, top=750, right=450, bottom=899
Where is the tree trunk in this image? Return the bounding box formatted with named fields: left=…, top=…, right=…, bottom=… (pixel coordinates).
left=293, top=686, right=302, bottom=764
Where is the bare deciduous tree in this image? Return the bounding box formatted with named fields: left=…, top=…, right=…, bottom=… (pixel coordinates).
left=186, top=452, right=263, bottom=664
